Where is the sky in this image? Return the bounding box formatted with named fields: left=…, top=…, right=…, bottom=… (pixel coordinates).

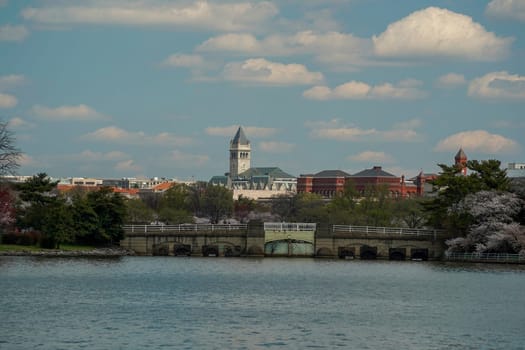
left=1, top=0, right=524, bottom=181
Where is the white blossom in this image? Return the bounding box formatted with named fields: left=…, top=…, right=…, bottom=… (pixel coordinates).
left=446, top=191, right=525, bottom=253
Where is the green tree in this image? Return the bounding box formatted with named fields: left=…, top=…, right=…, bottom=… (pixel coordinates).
left=157, top=183, right=193, bottom=223
left=270, top=194, right=297, bottom=221
left=158, top=207, right=194, bottom=224
left=85, top=187, right=126, bottom=244
left=40, top=198, right=74, bottom=249
left=467, top=159, right=509, bottom=191
left=15, top=173, right=75, bottom=248
left=160, top=184, right=189, bottom=210
left=353, top=184, right=393, bottom=226
left=294, top=192, right=328, bottom=223
left=328, top=180, right=359, bottom=224
left=125, top=198, right=155, bottom=224
left=391, top=198, right=427, bottom=228
left=16, top=173, right=59, bottom=232
left=201, top=184, right=234, bottom=223
left=234, top=195, right=255, bottom=223
left=186, top=182, right=207, bottom=217
left=424, top=159, right=511, bottom=232
left=71, top=194, right=100, bottom=244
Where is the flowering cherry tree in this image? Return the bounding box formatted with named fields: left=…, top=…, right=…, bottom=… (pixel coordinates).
left=446, top=191, right=525, bottom=254
left=0, top=185, right=16, bottom=229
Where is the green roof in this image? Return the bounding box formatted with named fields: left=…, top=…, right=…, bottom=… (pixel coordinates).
left=209, top=175, right=229, bottom=185
left=238, top=167, right=295, bottom=179
left=314, top=170, right=351, bottom=177
left=352, top=166, right=397, bottom=178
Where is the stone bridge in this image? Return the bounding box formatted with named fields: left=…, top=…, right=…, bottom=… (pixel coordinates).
left=119, top=222, right=450, bottom=260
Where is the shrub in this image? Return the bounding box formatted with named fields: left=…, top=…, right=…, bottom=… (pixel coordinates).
left=39, top=235, right=57, bottom=249
left=1, top=232, right=19, bottom=244
left=17, top=231, right=40, bottom=245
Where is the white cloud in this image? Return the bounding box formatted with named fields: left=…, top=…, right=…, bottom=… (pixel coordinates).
left=31, top=104, right=109, bottom=121
left=199, top=30, right=367, bottom=55
left=436, top=73, right=467, bottom=88
left=114, top=159, right=142, bottom=173
left=78, top=150, right=129, bottom=161
left=18, top=154, right=36, bottom=167
left=8, top=117, right=35, bottom=129
left=306, top=119, right=421, bottom=142
left=348, top=151, right=395, bottom=164
left=198, top=30, right=372, bottom=71
left=170, top=150, right=209, bottom=166
left=373, top=7, right=513, bottom=61
left=486, top=0, right=525, bottom=21
left=393, top=118, right=423, bottom=130
left=303, top=79, right=426, bottom=100
left=434, top=130, right=519, bottom=154
left=258, top=141, right=295, bottom=153
left=205, top=125, right=278, bottom=138
left=161, top=54, right=205, bottom=68
left=82, top=126, right=193, bottom=146
left=0, top=75, right=26, bottom=91
left=21, top=1, right=278, bottom=32
left=0, top=93, right=17, bottom=108
left=222, top=58, right=323, bottom=85
left=0, top=25, right=29, bottom=42
left=468, top=71, right=525, bottom=99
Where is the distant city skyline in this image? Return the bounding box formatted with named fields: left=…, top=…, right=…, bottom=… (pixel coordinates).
left=1, top=0, right=524, bottom=181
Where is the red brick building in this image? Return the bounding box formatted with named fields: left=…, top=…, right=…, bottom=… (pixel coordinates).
left=297, top=150, right=465, bottom=199
left=297, top=170, right=351, bottom=197
left=298, top=166, right=419, bottom=198
left=350, top=166, right=418, bottom=198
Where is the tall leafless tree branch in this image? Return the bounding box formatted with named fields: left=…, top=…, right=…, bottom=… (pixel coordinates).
left=0, top=120, right=22, bottom=176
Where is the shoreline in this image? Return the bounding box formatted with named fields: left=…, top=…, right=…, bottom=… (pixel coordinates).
left=0, top=247, right=136, bottom=257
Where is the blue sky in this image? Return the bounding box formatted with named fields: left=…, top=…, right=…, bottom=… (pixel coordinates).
left=1, top=0, right=524, bottom=181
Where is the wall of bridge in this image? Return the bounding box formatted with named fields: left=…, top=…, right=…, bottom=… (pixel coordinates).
left=315, top=223, right=447, bottom=259
left=120, top=222, right=448, bottom=260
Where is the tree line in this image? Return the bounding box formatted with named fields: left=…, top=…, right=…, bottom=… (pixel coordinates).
left=1, top=120, right=524, bottom=253
left=1, top=160, right=524, bottom=253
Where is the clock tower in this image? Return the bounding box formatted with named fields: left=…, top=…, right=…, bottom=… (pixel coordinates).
left=229, top=126, right=251, bottom=178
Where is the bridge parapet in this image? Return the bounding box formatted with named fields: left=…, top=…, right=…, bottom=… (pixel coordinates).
left=123, top=224, right=248, bottom=235
left=264, top=222, right=316, bottom=232
left=331, top=225, right=448, bottom=240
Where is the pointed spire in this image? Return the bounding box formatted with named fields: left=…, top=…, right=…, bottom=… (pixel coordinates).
left=455, top=147, right=467, bottom=160
left=231, top=126, right=250, bottom=145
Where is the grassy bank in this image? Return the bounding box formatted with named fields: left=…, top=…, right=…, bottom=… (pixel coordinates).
left=0, top=244, right=97, bottom=252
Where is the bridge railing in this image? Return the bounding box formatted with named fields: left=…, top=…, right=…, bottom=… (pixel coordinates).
left=445, top=252, right=525, bottom=263
left=123, top=224, right=248, bottom=233
left=264, top=222, right=317, bottom=231
left=332, top=225, right=445, bottom=238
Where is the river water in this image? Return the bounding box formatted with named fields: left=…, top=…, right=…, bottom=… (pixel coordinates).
left=1, top=257, right=524, bottom=350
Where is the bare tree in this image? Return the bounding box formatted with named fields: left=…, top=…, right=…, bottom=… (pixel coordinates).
left=0, top=120, right=21, bottom=175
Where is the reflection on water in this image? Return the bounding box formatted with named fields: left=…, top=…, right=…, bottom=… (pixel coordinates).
left=1, top=257, right=524, bottom=350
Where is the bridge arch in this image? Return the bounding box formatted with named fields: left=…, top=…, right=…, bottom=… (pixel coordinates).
left=316, top=247, right=333, bottom=257
left=173, top=243, right=191, bottom=256
left=388, top=248, right=406, bottom=261
left=360, top=245, right=378, bottom=260
left=337, top=246, right=355, bottom=259
left=410, top=248, right=429, bottom=261
left=152, top=243, right=170, bottom=256
left=265, top=239, right=314, bottom=256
